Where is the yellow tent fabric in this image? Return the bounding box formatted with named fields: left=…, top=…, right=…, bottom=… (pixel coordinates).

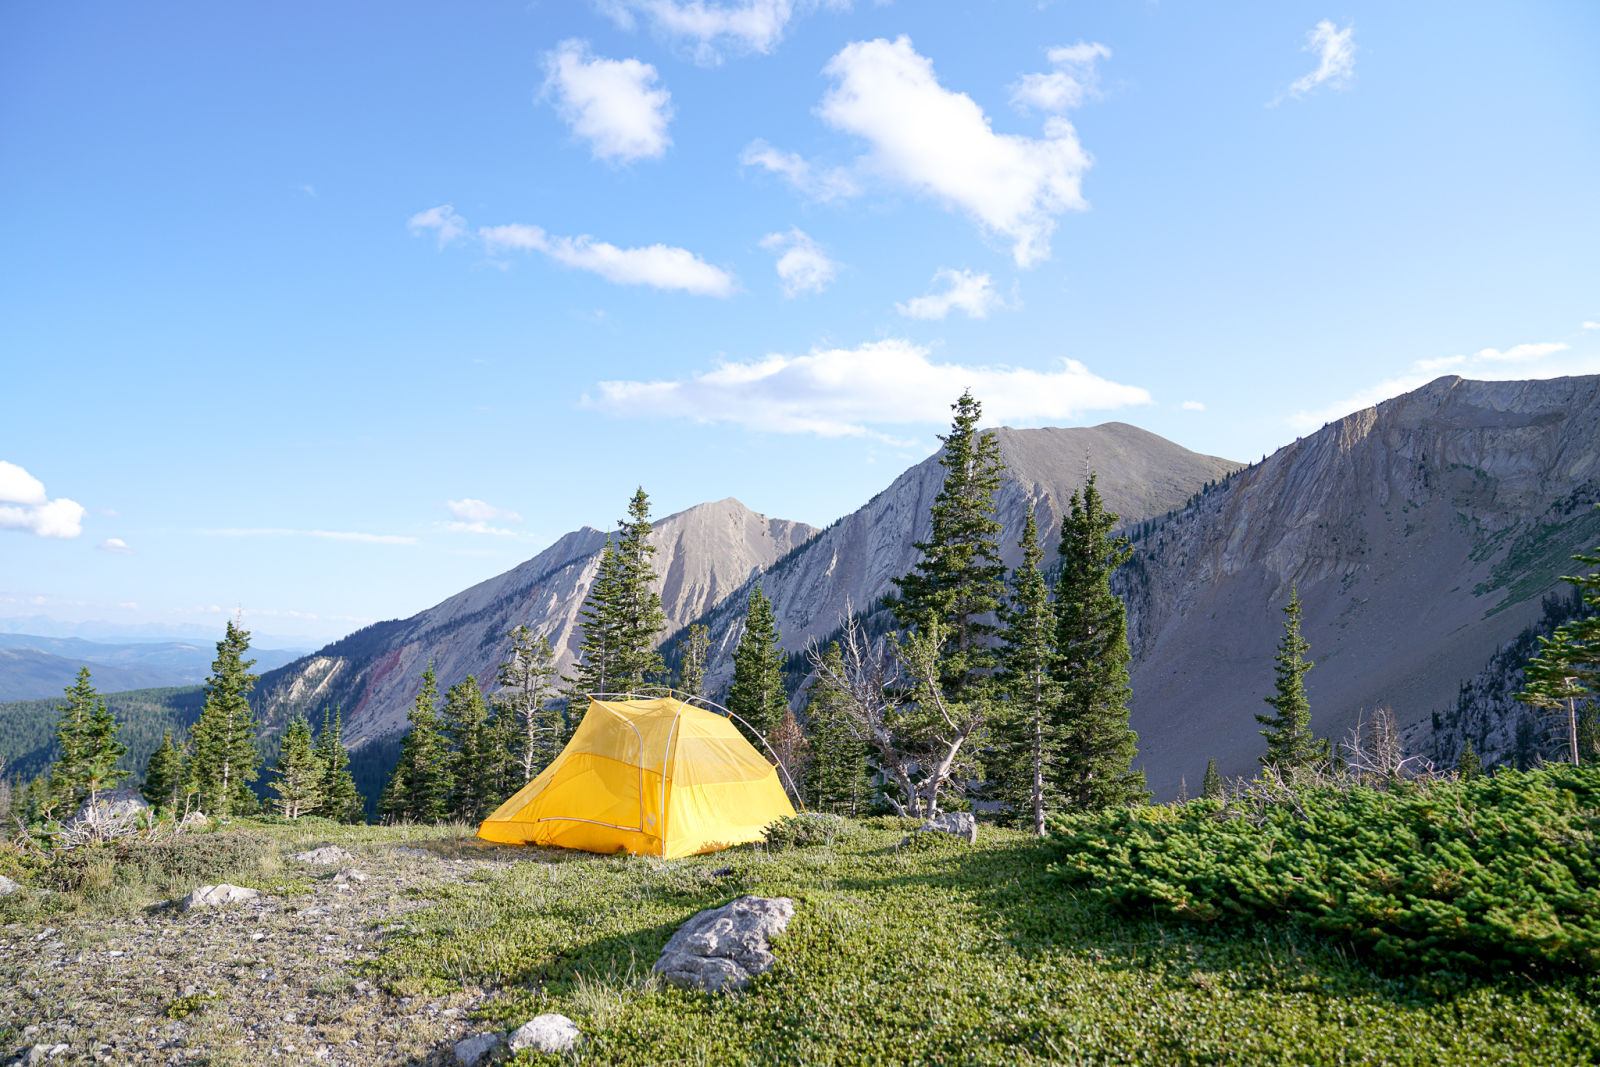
left=477, top=695, right=796, bottom=858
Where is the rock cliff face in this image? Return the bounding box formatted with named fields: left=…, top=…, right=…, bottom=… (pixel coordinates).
left=691, top=423, right=1241, bottom=686
left=1120, top=375, right=1600, bottom=797
left=256, top=500, right=817, bottom=744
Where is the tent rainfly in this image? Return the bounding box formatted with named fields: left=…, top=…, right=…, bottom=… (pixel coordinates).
left=477, top=694, right=797, bottom=858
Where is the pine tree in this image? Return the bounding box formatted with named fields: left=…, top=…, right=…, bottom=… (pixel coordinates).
left=1202, top=758, right=1224, bottom=799
left=568, top=539, right=620, bottom=700
left=678, top=623, right=710, bottom=699
left=1516, top=521, right=1599, bottom=765
left=610, top=488, right=669, bottom=689
left=1052, top=474, right=1149, bottom=811
left=1457, top=737, right=1483, bottom=781
left=381, top=666, right=453, bottom=823
left=996, top=507, right=1059, bottom=835
left=314, top=707, right=363, bottom=822
left=892, top=390, right=1008, bottom=696
left=189, top=620, right=262, bottom=818
left=497, top=626, right=563, bottom=780
left=142, top=730, right=184, bottom=811
left=1257, top=585, right=1326, bottom=772
left=728, top=585, right=788, bottom=748
left=1579, top=703, right=1600, bottom=766
left=267, top=713, right=323, bottom=819
left=802, top=641, right=872, bottom=815
left=443, top=675, right=493, bottom=822
left=48, top=668, right=126, bottom=810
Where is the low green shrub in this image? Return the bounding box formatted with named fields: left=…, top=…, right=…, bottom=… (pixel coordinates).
left=42, top=831, right=275, bottom=898
left=1047, top=763, right=1600, bottom=973
left=760, top=812, right=852, bottom=851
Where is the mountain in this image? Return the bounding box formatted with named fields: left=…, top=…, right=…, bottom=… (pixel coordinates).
left=0, top=634, right=303, bottom=700
left=256, top=498, right=820, bottom=744
left=684, top=422, right=1242, bottom=688
left=1119, top=375, right=1600, bottom=798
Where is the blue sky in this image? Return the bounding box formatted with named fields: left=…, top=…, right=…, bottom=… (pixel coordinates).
left=3, top=0, right=1597, bottom=646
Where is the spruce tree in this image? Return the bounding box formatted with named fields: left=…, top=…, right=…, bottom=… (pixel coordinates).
left=443, top=675, right=493, bottom=822
left=267, top=713, right=323, bottom=819
left=892, top=390, right=1008, bottom=696
left=1202, top=758, right=1224, bottom=799
left=610, top=488, right=669, bottom=689
left=498, top=626, right=563, bottom=780
left=142, top=730, right=185, bottom=811
left=996, top=508, right=1059, bottom=834
left=728, top=585, right=788, bottom=747
left=1515, top=522, right=1599, bottom=765
left=568, top=539, right=620, bottom=700
left=49, top=668, right=126, bottom=810
left=189, top=620, right=262, bottom=818
left=1257, top=585, right=1325, bottom=772
left=381, top=666, right=453, bottom=823
left=314, top=707, right=363, bottom=822
left=678, top=623, right=710, bottom=700
left=802, top=641, right=872, bottom=815
left=1457, top=737, right=1483, bottom=781
left=1052, top=473, right=1149, bottom=811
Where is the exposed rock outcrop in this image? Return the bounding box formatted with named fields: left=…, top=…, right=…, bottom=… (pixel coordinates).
left=654, top=895, right=796, bottom=992
left=182, top=884, right=260, bottom=911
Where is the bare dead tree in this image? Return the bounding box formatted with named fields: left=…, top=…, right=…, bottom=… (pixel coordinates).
left=1343, top=706, right=1436, bottom=786
left=807, top=610, right=920, bottom=816
left=897, top=622, right=992, bottom=817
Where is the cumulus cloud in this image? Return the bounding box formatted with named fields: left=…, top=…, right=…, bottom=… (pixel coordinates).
left=446, top=498, right=522, bottom=523
left=740, top=140, right=860, bottom=201
left=0, top=461, right=85, bottom=539
left=815, top=36, right=1094, bottom=267
left=479, top=223, right=736, bottom=296
left=895, top=268, right=1003, bottom=320
left=543, top=40, right=673, bottom=163
left=1011, top=42, right=1111, bottom=113
left=1279, top=20, right=1355, bottom=102
left=760, top=229, right=837, bottom=296
left=201, top=528, right=418, bottom=545
left=1181, top=400, right=1206, bottom=411
left=408, top=204, right=468, bottom=246
left=599, top=0, right=847, bottom=64
left=585, top=339, right=1150, bottom=437
left=1289, top=339, right=1600, bottom=431
left=97, top=538, right=134, bottom=554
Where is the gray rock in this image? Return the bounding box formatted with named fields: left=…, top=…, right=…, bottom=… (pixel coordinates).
left=180, top=811, right=210, bottom=827
left=452, top=1031, right=502, bottom=1065
left=183, top=884, right=260, bottom=911
left=23, top=1044, right=69, bottom=1065
left=291, top=845, right=354, bottom=865
left=332, top=868, right=367, bottom=883
left=917, top=811, right=978, bottom=843
left=508, top=1014, right=581, bottom=1054
left=653, top=895, right=796, bottom=992
left=66, top=787, right=150, bottom=827
left=0, top=874, right=20, bottom=896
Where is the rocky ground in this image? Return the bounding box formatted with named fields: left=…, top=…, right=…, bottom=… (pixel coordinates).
left=1, top=836, right=517, bottom=1066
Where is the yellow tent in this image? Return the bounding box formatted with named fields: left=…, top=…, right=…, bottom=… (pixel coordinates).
left=477, top=694, right=797, bottom=858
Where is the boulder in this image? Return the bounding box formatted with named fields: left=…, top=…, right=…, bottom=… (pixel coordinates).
left=22, top=1044, right=69, bottom=1065
left=66, top=787, right=150, bottom=827
left=452, top=1031, right=503, bottom=1065
left=508, top=1014, right=581, bottom=1054
left=291, top=845, right=354, bottom=865
left=180, top=811, right=210, bottom=828
left=653, top=895, right=796, bottom=993
left=333, top=868, right=367, bottom=884
left=183, top=884, right=260, bottom=911
left=0, top=874, right=20, bottom=897
left=916, top=811, right=978, bottom=843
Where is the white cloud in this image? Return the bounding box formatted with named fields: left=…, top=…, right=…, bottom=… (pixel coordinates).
left=201, top=528, right=418, bottom=545
left=1181, top=400, right=1206, bottom=411
left=0, top=462, right=85, bottom=539
left=1289, top=340, right=1600, bottom=431
left=760, top=229, right=837, bottom=296
left=444, top=522, right=519, bottom=537
left=1011, top=42, right=1111, bottom=113
left=408, top=205, right=469, bottom=246
left=543, top=40, right=673, bottom=163
left=479, top=223, right=736, bottom=296
left=1584, top=321, right=1600, bottom=330
left=599, top=0, right=846, bottom=64
left=1280, top=20, right=1355, bottom=101
left=740, top=140, right=860, bottom=201
left=585, top=339, right=1151, bottom=437
left=97, top=538, right=134, bottom=554
left=895, top=268, right=1003, bottom=320
left=815, top=36, right=1094, bottom=267
left=446, top=498, right=522, bottom=523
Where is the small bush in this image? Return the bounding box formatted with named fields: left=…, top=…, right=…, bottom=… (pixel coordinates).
left=165, top=993, right=217, bottom=1019
left=42, top=831, right=276, bottom=900
left=761, top=813, right=852, bottom=851
left=1047, top=763, right=1600, bottom=973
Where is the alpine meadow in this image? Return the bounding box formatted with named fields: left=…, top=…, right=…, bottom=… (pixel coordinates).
left=3, top=3, right=1599, bottom=1065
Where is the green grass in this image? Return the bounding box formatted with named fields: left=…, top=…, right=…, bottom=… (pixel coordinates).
left=368, top=817, right=1600, bottom=1066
